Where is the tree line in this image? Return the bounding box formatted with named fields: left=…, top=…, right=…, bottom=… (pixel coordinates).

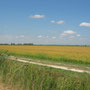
left=0, top=43, right=34, bottom=45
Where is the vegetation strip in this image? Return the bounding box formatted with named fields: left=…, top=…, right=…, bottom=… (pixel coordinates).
left=1, top=54, right=90, bottom=90
left=12, top=57, right=90, bottom=74
left=0, top=45, right=90, bottom=65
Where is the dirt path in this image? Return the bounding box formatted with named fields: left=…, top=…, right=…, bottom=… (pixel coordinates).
left=10, top=56, right=90, bottom=74
left=0, top=83, right=11, bottom=90
left=0, top=84, right=7, bottom=90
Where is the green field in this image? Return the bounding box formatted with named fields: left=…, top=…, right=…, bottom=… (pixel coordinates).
left=0, top=45, right=90, bottom=64
left=0, top=45, right=90, bottom=90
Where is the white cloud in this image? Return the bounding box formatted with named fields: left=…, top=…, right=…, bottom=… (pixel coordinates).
left=30, top=14, right=45, bottom=19
left=46, top=36, right=49, bottom=38
left=38, top=35, right=42, bottom=38
left=80, top=22, right=90, bottom=27
left=77, top=34, right=80, bottom=37
left=61, top=30, right=76, bottom=37
left=52, top=37, right=56, bottom=39
left=50, top=20, right=55, bottom=23
left=16, top=36, right=18, bottom=39
left=38, top=35, right=49, bottom=39
left=0, top=34, right=89, bottom=45
left=50, top=20, right=64, bottom=24
left=16, top=35, right=25, bottom=38
left=60, top=30, right=81, bottom=39
left=69, top=36, right=75, bottom=39
left=57, top=21, right=64, bottom=24
left=20, top=35, right=25, bottom=38
left=63, top=30, right=76, bottom=34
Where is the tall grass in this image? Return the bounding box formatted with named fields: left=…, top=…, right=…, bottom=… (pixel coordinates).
left=0, top=53, right=90, bottom=90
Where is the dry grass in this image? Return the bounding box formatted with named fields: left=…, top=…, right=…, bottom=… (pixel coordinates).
left=0, top=45, right=90, bottom=63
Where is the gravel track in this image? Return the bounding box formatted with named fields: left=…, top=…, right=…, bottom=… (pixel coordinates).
left=11, top=57, right=90, bottom=74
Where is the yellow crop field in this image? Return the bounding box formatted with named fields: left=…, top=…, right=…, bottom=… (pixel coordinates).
left=0, top=45, right=90, bottom=63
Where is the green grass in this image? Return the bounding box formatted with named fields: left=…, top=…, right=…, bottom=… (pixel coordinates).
left=0, top=52, right=90, bottom=90
left=0, top=49, right=90, bottom=65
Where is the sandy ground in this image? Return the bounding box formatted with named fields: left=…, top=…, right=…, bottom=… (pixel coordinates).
left=0, top=82, right=18, bottom=90
left=0, top=83, right=11, bottom=90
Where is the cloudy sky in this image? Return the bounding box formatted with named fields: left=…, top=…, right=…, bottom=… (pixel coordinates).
left=0, top=0, right=90, bottom=45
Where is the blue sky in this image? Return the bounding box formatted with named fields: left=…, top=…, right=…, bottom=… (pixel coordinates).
left=0, top=0, right=90, bottom=45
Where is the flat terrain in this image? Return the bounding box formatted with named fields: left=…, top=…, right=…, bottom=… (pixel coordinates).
left=0, top=53, right=90, bottom=90
left=10, top=56, right=90, bottom=74
left=0, top=45, right=90, bottom=64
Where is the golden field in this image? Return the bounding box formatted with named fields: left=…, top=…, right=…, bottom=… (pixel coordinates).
left=0, top=45, right=90, bottom=63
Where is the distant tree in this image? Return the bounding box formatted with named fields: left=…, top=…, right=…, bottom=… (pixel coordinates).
left=11, top=43, right=15, bottom=45
left=17, top=43, right=23, bottom=45
left=0, top=43, right=9, bottom=45
left=23, top=43, right=33, bottom=45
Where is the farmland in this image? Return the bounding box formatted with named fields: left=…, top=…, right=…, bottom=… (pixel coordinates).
left=0, top=45, right=90, bottom=64
left=0, top=45, right=90, bottom=90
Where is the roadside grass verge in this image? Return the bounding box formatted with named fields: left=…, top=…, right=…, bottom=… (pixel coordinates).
left=0, top=52, right=90, bottom=90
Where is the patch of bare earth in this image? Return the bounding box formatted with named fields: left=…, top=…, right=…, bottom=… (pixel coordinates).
left=0, top=83, right=11, bottom=90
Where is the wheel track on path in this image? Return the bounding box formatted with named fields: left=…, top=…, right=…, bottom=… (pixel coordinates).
left=10, top=56, right=90, bottom=74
